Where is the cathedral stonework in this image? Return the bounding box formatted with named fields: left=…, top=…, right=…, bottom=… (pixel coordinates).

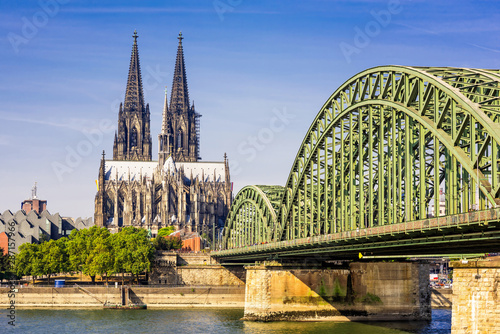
left=113, top=31, right=152, bottom=162
left=94, top=31, right=232, bottom=238
left=159, top=32, right=201, bottom=165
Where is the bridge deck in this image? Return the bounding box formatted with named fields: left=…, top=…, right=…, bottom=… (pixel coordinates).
left=214, top=208, right=500, bottom=261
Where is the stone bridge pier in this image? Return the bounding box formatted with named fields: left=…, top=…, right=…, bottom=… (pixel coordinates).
left=451, top=258, right=500, bottom=333
left=242, top=261, right=431, bottom=322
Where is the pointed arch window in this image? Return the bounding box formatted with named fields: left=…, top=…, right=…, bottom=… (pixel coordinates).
left=131, top=127, right=138, bottom=148
left=177, top=130, right=183, bottom=149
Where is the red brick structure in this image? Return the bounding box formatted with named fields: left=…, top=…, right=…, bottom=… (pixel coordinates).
left=21, top=199, right=47, bottom=214
left=0, top=232, right=8, bottom=255
left=21, top=182, right=47, bottom=214
left=182, top=236, right=202, bottom=252
left=170, top=229, right=206, bottom=252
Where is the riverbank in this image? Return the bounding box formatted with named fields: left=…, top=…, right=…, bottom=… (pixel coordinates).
left=1, top=285, right=451, bottom=310
left=0, top=286, right=245, bottom=308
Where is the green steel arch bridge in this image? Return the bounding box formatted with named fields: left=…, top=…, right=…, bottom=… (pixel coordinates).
left=213, top=66, right=500, bottom=262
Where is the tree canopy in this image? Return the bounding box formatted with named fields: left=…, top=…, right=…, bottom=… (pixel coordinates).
left=113, top=227, right=154, bottom=281
left=40, top=239, right=69, bottom=283
left=15, top=243, right=40, bottom=279
left=67, top=226, right=112, bottom=283
left=157, top=226, right=175, bottom=238
left=153, top=235, right=183, bottom=251
left=15, top=226, right=155, bottom=284
left=0, top=248, right=12, bottom=281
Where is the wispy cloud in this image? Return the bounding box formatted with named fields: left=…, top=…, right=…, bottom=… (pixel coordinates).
left=62, top=7, right=211, bottom=14
left=394, top=23, right=439, bottom=36
left=395, top=18, right=500, bottom=35
left=60, top=6, right=279, bottom=16
left=0, top=113, right=106, bottom=132
left=391, top=22, right=500, bottom=56
left=468, top=43, right=500, bottom=54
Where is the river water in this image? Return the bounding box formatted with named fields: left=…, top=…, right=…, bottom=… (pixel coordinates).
left=1, top=308, right=451, bottom=333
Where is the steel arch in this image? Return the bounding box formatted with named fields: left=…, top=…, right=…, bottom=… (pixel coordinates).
left=223, top=185, right=284, bottom=248
left=223, top=66, right=500, bottom=249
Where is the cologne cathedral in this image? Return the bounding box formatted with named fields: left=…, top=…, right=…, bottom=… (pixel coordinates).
left=94, top=31, right=232, bottom=238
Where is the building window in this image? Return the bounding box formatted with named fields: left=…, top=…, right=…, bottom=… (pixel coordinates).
left=131, top=128, right=138, bottom=148
left=177, top=131, right=182, bottom=149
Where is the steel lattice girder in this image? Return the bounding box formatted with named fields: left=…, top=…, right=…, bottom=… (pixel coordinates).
left=222, top=185, right=284, bottom=248
left=222, top=66, right=500, bottom=250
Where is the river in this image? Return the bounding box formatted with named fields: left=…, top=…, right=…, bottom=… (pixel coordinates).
left=1, top=308, right=451, bottom=333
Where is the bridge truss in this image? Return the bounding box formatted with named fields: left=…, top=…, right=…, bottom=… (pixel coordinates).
left=218, top=66, right=500, bottom=258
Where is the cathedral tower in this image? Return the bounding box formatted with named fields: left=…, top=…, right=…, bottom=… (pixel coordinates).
left=159, top=32, right=200, bottom=165
left=113, top=30, right=152, bottom=161
left=96, top=31, right=232, bottom=238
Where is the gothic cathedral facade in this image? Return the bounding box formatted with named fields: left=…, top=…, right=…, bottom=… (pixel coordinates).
left=94, top=31, right=232, bottom=239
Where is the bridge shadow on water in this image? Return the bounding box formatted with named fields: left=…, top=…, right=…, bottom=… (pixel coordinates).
left=361, top=309, right=452, bottom=334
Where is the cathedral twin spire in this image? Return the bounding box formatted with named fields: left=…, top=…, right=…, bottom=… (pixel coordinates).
left=114, top=31, right=200, bottom=164
left=159, top=32, right=201, bottom=164
left=124, top=30, right=145, bottom=112
left=113, top=30, right=152, bottom=161
left=170, top=32, right=190, bottom=114
left=97, top=32, right=231, bottom=230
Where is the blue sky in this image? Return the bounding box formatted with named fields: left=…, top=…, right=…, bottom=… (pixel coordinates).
left=1, top=0, right=499, bottom=218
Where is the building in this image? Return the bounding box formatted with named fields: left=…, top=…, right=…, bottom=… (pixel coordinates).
left=21, top=182, right=47, bottom=214
left=1, top=187, right=94, bottom=253
left=0, top=210, right=94, bottom=253
left=429, top=188, right=446, bottom=217
left=170, top=229, right=206, bottom=252
left=94, top=31, right=232, bottom=238
left=0, top=232, right=7, bottom=255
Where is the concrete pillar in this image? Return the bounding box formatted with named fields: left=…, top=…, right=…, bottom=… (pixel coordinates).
left=243, top=261, right=430, bottom=321
left=450, top=258, right=500, bottom=333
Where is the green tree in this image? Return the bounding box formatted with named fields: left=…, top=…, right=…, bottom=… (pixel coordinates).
left=0, top=248, right=12, bottom=281
left=153, top=235, right=183, bottom=251
left=15, top=243, right=41, bottom=283
left=87, top=235, right=115, bottom=283
left=39, top=233, right=50, bottom=243
left=112, top=227, right=154, bottom=284
left=157, top=226, right=175, bottom=238
left=67, top=226, right=112, bottom=283
left=152, top=236, right=164, bottom=250
left=40, top=239, right=69, bottom=284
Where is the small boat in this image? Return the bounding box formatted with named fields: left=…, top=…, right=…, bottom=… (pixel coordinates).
left=103, top=303, right=147, bottom=310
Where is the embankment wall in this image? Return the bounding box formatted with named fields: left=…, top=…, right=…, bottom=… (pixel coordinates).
left=0, top=286, right=245, bottom=308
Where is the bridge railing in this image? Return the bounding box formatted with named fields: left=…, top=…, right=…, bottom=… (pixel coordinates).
left=215, top=207, right=500, bottom=255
